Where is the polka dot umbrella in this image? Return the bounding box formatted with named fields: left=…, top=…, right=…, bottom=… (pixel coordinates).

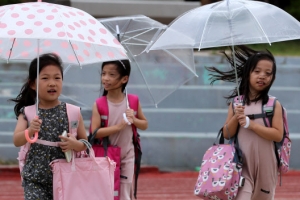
left=0, top=0, right=127, bottom=142
left=0, top=1, right=127, bottom=65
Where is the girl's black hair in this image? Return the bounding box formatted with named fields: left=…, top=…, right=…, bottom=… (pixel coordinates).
left=10, top=53, right=63, bottom=117
left=206, top=45, right=276, bottom=105
left=101, top=60, right=131, bottom=96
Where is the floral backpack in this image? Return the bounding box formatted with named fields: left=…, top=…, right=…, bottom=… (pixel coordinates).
left=233, top=95, right=291, bottom=184
left=194, top=127, right=244, bottom=200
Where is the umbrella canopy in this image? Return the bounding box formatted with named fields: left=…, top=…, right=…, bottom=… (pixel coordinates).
left=147, top=0, right=300, bottom=51
left=0, top=1, right=127, bottom=66
left=0, top=0, right=127, bottom=140
left=62, top=15, right=197, bottom=108
left=146, top=0, right=300, bottom=97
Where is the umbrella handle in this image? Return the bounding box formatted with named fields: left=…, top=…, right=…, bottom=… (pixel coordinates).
left=123, top=113, right=131, bottom=125
left=25, top=129, right=38, bottom=143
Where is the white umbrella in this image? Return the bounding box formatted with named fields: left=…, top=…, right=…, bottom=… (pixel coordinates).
left=147, top=0, right=300, bottom=98
left=0, top=0, right=127, bottom=141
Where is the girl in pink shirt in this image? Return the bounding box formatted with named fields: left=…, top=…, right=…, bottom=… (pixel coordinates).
left=207, top=46, right=283, bottom=200
left=90, top=60, right=148, bottom=200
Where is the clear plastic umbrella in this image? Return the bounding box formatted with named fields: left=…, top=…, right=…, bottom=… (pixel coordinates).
left=146, top=0, right=300, bottom=98
left=62, top=15, right=197, bottom=108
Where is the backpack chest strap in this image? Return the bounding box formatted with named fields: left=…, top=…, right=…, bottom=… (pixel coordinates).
left=35, top=139, right=59, bottom=147
left=247, top=113, right=272, bottom=120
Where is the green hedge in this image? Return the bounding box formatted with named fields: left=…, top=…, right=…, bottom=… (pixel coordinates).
left=285, top=1, right=300, bottom=22
left=0, top=0, right=21, bottom=6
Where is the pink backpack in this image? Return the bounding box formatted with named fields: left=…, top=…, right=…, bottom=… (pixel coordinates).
left=233, top=95, right=291, bottom=183
left=89, top=94, right=142, bottom=199
left=18, top=103, right=80, bottom=180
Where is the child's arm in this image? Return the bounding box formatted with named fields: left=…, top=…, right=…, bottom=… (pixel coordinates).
left=222, top=102, right=240, bottom=139
left=59, top=114, right=87, bottom=152
left=238, top=100, right=283, bottom=142
left=13, top=114, right=42, bottom=147
left=125, top=102, right=148, bottom=130
left=90, top=102, right=128, bottom=138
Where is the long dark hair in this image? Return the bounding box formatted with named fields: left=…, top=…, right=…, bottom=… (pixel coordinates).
left=206, top=45, right=276, bottom=105
left=10, top=53, right=63, bottom=117
left=101, top=60, right=131, bottom=96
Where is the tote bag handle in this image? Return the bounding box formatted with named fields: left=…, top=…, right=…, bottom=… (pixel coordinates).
left=70, top=139, right=97, bottom=171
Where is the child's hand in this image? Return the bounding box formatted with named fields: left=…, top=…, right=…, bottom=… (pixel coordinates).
left=236, top=115, right=246, bottom=127
left=28, top=117, right=42, bottom=137
left=234, top=105, right=245, bottom=117
left=118, top=119, right=129, bottom=131
left=125, top=108, right=135, bottom=124
left=59, top=133, right=78, bottom=152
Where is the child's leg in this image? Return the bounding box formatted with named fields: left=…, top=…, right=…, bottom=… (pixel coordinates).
left=120, top=149, right=135, bottom=200
left=24, top=180, right=52, bottom=200
left=235, top=177, right=253, bottom=200
left=235, top=190, right=252, bottom=200
left=120, top=182, right=133, bottom=200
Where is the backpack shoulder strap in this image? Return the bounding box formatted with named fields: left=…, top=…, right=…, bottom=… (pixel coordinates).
left=127, top=94, right=141, bottom=198
left=95, top=96, right=109, bottom=127
left=66, top=103, right=80, bottom=137
left=22, top=105, right=37, bottom=154
left=127, top=94, right=139, bottom=117
left=24, top=105, right=36, bottom=124
left=127, top=94, right=139, bottom=137
left=262, top=96, right=277, bottom=127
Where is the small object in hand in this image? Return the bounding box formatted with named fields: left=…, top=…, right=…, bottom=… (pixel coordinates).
left=25, top=129, right=38, bottom=143
left=123, top=113, right=131, bottom=125
left=234, top=102, right=243, bottom=107
left=61, top=130, right=72, bottom=162
left=243, top=116, right=250, bottom=129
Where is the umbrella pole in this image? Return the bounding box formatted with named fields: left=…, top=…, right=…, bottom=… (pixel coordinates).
left=116, top=25, right=121, bottom=43
left=25, top=39, right=40, bottom=144
left=116, top=24, right=131, bottom=124
left=232, top=45, right=241, bottom=102
left=36, top=39, right=40, bottom=116
left=227, top=0, right=241, bottom=103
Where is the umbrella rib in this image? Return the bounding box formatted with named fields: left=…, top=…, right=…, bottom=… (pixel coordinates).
left=55, top=8, right=82, bottom=67
left=122, top=28, right=165, bottom=45
left=121, top=28, right=156, bottom=44
left=68, top=40, right=81, bottom=68
left=245, top=8, right=271, bottom=45
left=120, top=18, right=133, bottom=42
left=7, top=38, right=16, bottom=63
left=163, top=49, right=198, bottom=77
left=198, top=12, right=213, bottom=51
left=122, top=35, right=155, bottom=46
left=122, top=42, right=148, bottom=46
left=60, top=94, right=88, bottom=108
left=63, top=64, right=72, bottom=76
left=145, top=27, right=165, bottom=53
left=127, top=48, right=157, bottom=107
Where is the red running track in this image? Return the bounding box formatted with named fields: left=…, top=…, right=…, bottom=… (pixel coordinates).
left=0, top=166, right=299, bottom=200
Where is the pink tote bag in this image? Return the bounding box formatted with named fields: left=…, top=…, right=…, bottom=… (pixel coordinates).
left=51, top=139, right=116, bottom=200
left=93, top=143, right=121, bottom=199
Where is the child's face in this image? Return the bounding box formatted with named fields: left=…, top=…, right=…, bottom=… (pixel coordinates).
left=31, top=64, right=63, bottom=104
left=101, top=64, right=128, bottom=91
left=249, top=59, right=273, bottom=93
